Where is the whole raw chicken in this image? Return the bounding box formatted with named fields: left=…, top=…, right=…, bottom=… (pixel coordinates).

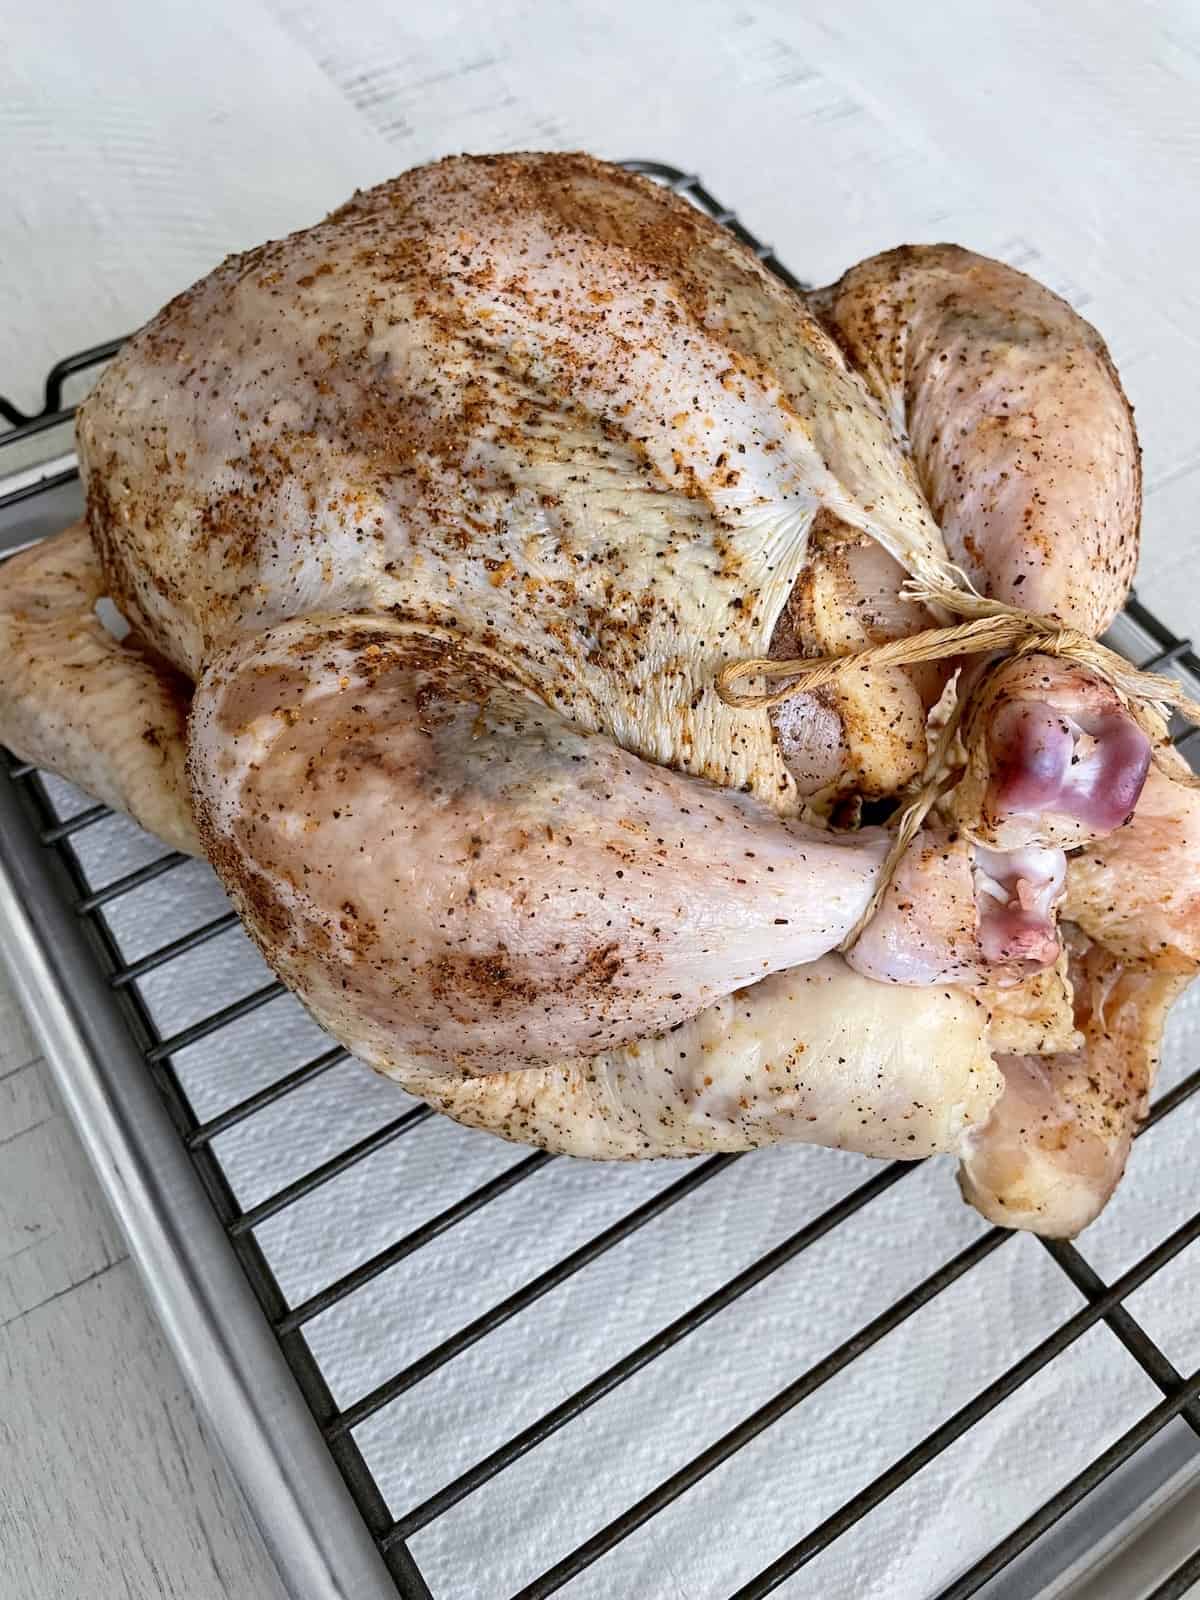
left=4, top=153, right=1195, bottom=1236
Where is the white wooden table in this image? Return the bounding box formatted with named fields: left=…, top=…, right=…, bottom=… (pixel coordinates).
left=3, top=2, right=1199, bottom=1593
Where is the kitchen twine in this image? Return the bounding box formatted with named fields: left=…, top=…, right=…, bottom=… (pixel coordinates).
left=716, top=565, right=1200, bottom=952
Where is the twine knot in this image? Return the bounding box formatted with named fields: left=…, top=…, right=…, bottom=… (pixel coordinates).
left=715, top=567, right=1200, bottom=951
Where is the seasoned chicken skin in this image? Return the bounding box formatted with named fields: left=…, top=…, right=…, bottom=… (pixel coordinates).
left=1064, top=743, right=1200, bottom=972
left=810, top=244, right=1140, bottom=633
left=189, top=615, right=893, bottom=1069
left=960, top=933, right=1190, bottom=1236
left=398, top=958, right=997, bottom=1161
left=812, top=245, right=1152, bottom=852
left=0, top=153, right=1191, bottom=1232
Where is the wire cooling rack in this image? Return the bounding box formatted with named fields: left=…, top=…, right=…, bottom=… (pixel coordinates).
left=3, top=163, right=1200, bottom=1600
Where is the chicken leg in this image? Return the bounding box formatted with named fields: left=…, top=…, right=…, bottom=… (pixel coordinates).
left=189, top=613, right=1037, bottom=1072
left=959, top=933, right=1189, bottom=1236
left=812, top=245, right=1151, bottom=844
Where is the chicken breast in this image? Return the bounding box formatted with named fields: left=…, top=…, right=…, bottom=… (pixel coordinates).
left=77, top=152, right=950, bottom=815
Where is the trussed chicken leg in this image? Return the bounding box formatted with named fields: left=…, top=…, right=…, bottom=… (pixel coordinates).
left=812, top=246, right=1151, bottom=842
left=811, top=244, right=1140, bottom=632
left=846, top=827, right=1067, bottom=988
left=949, top=653, right=1152, bottom=851
left=190, top=614, right=1045, bottom=1070
left=394, top=956, right=999, bottom=1161
left=958, top=731, right=1200, bottom=1235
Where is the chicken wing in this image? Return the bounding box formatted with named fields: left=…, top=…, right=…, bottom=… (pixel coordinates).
left=959, top=933, right=1189, bottom=1236
left=0, top=524, right=199, bottom=854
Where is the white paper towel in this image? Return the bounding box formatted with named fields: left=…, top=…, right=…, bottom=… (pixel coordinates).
left=36, top=776, right=1200, bottom=1598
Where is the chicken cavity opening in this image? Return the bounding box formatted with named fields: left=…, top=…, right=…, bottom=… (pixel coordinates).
left=974, top=843, right=1067, bottom=972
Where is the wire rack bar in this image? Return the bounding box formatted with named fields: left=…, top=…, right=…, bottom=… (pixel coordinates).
left=144, top=980, right=285, bottom=1063
left=0, top=335, right=124, bottom=433
left=39, top=802, right=109, bottom=843
left=228, top=1102, right=435, bottom=1236
left=719, top=1216, right=1200, bottom=1600
left=929, top=1368, right=1200, bottom=1600
left=1141, top=637, right=1195, bottom=673
left=509, top=1227, right=1011, bottom=1600
left=1141, top=1064, right=1200, bottom=1132
left=1040, top=1238, right=1200, bottom=1437
left=328, top=1153, right=740, bottom=1440
left=276, top=1150, right=553, bottom=1334
left=186, top=1044, right=349, bottom=1149
left=382, top=1159, right=916, bottom=1545
left=74, top=849, right=189, bottom=912
left=109, top=909, right=241, bottom=989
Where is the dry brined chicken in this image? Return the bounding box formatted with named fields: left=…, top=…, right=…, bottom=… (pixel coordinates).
left=4, top=154, right=1197, bottom=1236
